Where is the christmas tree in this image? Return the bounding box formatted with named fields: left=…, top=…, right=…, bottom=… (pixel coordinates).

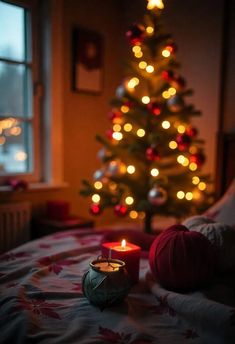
left=80, top=0, right=213, bottom=233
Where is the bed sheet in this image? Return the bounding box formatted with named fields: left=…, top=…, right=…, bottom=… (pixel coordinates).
left=0, top=228, right=235, bottom=344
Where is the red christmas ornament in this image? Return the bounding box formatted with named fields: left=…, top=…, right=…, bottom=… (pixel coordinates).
left=108, top=110, right=122, bottom=122
left=186, top=126, right=198, bottom=137
left=161, top=70, right=174, bottom=82
left=146, top=146, right=160, bottom=161
left=90, top=204, right=102, bottom=215
left=190, top=153, right=205, bottom=167
left=176, top=133, right=191, bottom=151
left=123, top=100, right=133, bottom=109
left=147, top=102, right=162, bottom=116
left=106, top=129, right=114, bottom=140
left=114, top=204, right=128, bottom=217
left=126, top=24, right=145, bottom=45
left=164, top=42, right=177, bottom=54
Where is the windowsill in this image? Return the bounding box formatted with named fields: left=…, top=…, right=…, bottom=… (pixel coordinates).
left=0, top=182, right=69, bottom=193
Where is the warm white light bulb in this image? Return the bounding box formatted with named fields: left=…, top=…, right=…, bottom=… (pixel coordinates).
left=185, top=192, right=193, bottom=200
left=112, top=132, right=123, bottom=141
left=127, top=165, right=136, bottom=174
left=129, top=210, right=138, bottom=219
left=125, top=196, right=134, bottom=205
left=92, top=194, right=100, bottom=203
left=137, top=128, right=146, bottom=137
left=123, top=123, right=133, bottom=132
left=169, top=141, right=177, bottom=149
left=147, top=0, right=164, bottom=10
left=162, top=49, right=171, bottom=57
left=142, top=96, right=150, bottom=104
left=139, top=61, right=147, bottom=69
left=162, top=120, right=170, bottom=129
left=94, top=181, right=103, bottom=189
left=146, top=65, right=154, bottom=73
left=146, top=26, right=154, bottom=34
left=150, top=168, right=159, bottom=177
left=177, top=191, right=185, bottom=199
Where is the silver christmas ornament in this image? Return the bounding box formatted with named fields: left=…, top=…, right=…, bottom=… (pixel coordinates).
left=148, top=186, right=167, bottom=206
left=167, top=95, right=184, bottom=112
left=97, top=148, right=112, bottom=161
left=107, top=161, right=119, bottom=176
left=93, top=169, right=105, bottom=181
left=116, top=85, right=126, bottom=99
left=107, top=160, right=126, bottom=176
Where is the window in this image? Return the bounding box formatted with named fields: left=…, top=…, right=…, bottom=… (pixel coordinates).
left=0, top=0, right=64, bottom=190
left=0, top=0, right=40, bottom=183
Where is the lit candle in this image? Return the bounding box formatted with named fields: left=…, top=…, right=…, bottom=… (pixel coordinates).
left=93, top=260, right=122, bottom=272
left=101, top=239, right=141, bottom=284
left=82, top=258, right=131, bottom=308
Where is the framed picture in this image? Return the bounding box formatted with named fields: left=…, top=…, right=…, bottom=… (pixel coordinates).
left=72, top=27, right=104, bottom=94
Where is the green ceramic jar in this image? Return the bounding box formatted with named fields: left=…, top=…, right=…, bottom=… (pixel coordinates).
left=82, top=258, right=131, bottom=308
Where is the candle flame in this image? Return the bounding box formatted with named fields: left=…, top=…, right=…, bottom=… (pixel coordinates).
left=121, top=239, right=126, bottom=249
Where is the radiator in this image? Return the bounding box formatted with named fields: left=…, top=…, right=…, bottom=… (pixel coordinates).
left=0, top=202, right=31, bottom=254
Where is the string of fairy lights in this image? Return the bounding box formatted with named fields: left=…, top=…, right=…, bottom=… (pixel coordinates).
left=84, top=0, right=209, bottom=219
left=0, top=117, right=27, bottom=164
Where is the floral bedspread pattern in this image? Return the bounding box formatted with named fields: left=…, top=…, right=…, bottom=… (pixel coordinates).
left=0, top=228, right=235, bottom=344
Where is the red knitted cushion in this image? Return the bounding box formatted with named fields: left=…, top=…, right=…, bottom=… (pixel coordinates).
left=149, top=224, right=216, bottom=291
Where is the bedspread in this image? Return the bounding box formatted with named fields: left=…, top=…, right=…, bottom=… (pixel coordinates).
left=0, top=228, right=235, bottom=344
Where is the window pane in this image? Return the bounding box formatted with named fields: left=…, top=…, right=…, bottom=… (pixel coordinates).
left=0, top=62, right=32, bottom=118
left=0, top=119, right=32, bottom=174
left=0, top=1, right=25, bottom=61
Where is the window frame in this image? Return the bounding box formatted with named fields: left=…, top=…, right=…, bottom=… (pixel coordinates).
left=0, top=0, right=65, bottom=191
left=0, top=0, right=41, bottom=185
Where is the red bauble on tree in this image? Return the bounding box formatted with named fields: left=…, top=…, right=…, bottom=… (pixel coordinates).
left=176, top=133, right=191, bottom=151
left=146, top=146, right=160, bottom=161
left=164, top=42, right=177, bottom=54
left=123, top=100, right=133, bottom=109
left=114, top=204, right=128, bottom=217
left=108, top=109, right=122, bottom=122
left=126, top=24, right=145, bottom=45
left=90, top=204, right=102, bottom=215
left=161, top=70, right=174, bottom=82
left=106, top=129, right=114, bottom=140
left=186, top=126, right=198, bottom=137
left=190, top=153, right=205, bottom=167
left=147, top=101, right=162, bottom=116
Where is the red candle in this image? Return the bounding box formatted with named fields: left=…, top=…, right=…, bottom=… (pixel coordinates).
left=101, top=239, right=141, bottom=284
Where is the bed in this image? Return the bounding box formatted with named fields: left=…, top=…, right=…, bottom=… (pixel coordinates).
left=1, top=134, right=235, bottom=344
left=0, top=226, right=235, bottom=344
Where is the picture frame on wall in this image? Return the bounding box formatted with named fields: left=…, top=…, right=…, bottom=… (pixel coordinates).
left=72, top=27, right=104, bottom=94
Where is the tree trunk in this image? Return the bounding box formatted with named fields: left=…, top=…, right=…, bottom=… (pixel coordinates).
left=144, top=212, right=153, bottom=233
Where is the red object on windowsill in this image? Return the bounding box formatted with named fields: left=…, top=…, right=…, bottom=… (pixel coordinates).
left=6, top=178, right=28, bottom=191
left=101, top=240, right=141, bottom=284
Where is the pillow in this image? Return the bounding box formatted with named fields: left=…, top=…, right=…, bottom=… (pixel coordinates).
left=149, top=225, right=216, bottom=291
left=183, top=216, right=235, bottom=272
left=204, top=179, right=235, bottom=226
left=182, top=215, right=215, bottom=230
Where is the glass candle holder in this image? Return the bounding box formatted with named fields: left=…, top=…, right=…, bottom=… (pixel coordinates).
left=82, top=258, right=131, bottom=309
